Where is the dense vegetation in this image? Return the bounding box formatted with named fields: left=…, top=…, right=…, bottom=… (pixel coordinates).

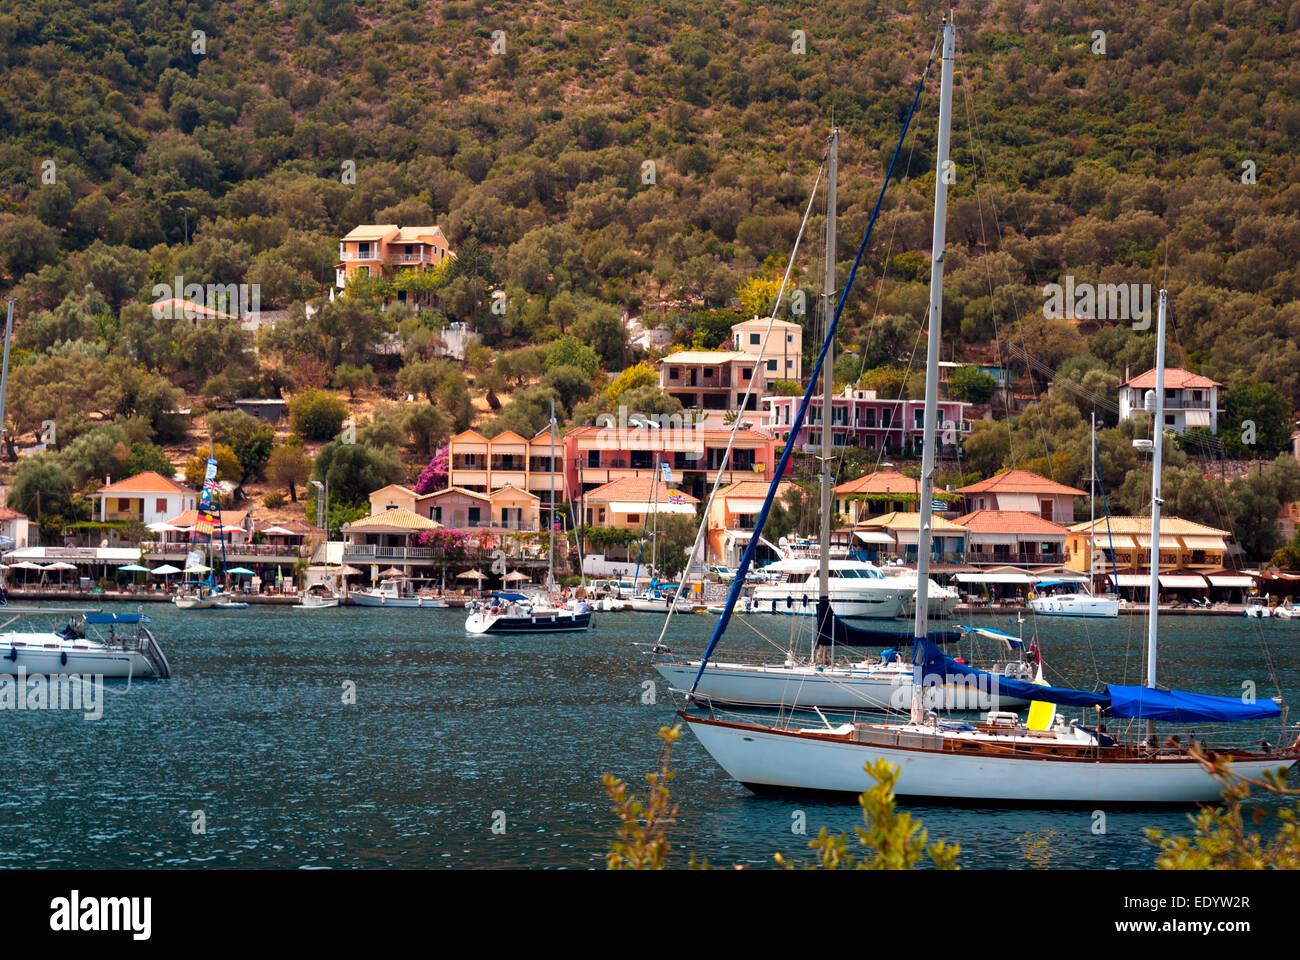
left=1, top=0, right=1298, bottom=549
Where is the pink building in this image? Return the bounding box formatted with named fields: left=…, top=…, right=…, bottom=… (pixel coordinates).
left=763, top=387, right=971, bottom=456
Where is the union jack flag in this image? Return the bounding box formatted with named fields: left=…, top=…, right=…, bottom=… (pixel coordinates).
left=667, top=493, right=688, bottom=505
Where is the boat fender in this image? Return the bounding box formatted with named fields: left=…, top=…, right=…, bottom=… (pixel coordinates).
left=4, top=647, right=15, bottom=661
left=60, top=651, right=67, bottom=666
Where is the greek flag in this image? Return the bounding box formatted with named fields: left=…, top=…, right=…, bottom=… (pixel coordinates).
left=660, top=462, right=673, bottom=483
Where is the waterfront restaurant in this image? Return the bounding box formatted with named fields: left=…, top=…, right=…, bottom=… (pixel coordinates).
left=341, top=508, right=442, bottom=576
left=1063, top=516, right=1244, bottom=600
left=952, top=510, right=1070, bottom=568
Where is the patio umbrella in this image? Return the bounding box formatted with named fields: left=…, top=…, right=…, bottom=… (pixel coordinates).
left=151, top=564, right=182, bottom=575
left=380, top=566, right=405, bottom=578
left=184, top=563, right=212, bottom=573
left=456, top=570, right=487, bottom=580
left=502, top=570, right=530, bottom=582
left=336, top=566, right=362, bottom=577
left=119, top=563, right=151, bottom=573
left=226, top=567, right=256, bottom=575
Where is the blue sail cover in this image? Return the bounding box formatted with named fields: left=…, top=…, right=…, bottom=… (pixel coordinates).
left=819, top=610, right=962, bottom=648
left=911, top=640, right=1278, bottom=722
left=1106, top=685, right=1280, bottom=723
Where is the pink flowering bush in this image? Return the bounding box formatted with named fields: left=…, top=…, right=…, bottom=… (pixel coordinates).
left=414, top=445, right=449, bottom=495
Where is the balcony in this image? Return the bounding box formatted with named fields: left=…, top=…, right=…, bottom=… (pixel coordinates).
left=391, top=251, right=437, bottom=263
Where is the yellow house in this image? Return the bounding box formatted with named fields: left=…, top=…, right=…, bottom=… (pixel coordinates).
left=731, top=316, right=804, bottom=382
left=582, top=477, right=698, bottom=530
left=1064, top=516, right=1230, bottom=575
left=833, top=468, right=919, bottom=524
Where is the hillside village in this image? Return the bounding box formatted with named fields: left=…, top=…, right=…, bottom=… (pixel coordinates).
left=2, top=2, right=1300, bottom=600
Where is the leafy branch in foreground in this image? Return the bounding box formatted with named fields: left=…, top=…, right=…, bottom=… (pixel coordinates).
left=603, top=724, right=688, bottom=870
left=777, top=757, right=959, bottom=870
left=603, top=728, right=958, bottom=869
left=1147, top=746, right=1300, bottom=869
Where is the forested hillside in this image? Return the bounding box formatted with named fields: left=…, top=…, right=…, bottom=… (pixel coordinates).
left=2, top=0, right=1299, bottom=555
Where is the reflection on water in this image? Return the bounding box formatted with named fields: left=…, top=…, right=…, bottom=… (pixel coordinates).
left=0, top=603, right=1295, bottom=868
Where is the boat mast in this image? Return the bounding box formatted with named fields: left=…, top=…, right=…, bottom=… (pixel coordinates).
left=818, top=128, right=838, bottom=638
left=911, top=18, right=955, bottom=724
left=548, top=397, right=556, bottom=593
left=1144, top=288, right=1168, bottom=743
left=1090, top=410, right=1096, bottom=595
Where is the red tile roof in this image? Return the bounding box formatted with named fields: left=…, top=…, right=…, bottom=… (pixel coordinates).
left=952, top=510, right=1069, bottom=535
left=834, top=469, right=918, bottom=496
left=956, top=470, right=1086, bottom=497
left=0, top=507, right=27, bottom=521
left=583, top=477, right=698, bottom=504
left=1121, top=367, right=1221, bottom=389
left=97, top=471, right=191, bottom=496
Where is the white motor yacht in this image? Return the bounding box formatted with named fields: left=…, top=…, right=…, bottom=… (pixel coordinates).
left=749, top=558, right=911, bottom=619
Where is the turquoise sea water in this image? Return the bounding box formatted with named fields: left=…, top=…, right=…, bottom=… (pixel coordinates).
left=0, top=602, right=1295, bottom=869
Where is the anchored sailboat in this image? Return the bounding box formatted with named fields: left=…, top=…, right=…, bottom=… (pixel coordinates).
left=679, top=19, right=1298, bottom=802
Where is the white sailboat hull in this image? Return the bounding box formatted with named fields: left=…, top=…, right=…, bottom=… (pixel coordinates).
left=1027, top=595, right=1120, bottom=618
left=172, top=594, right=219, bottom=610
left=625, top=596, right=693, bottom=613
left=657, top=661, right=1027, bottom=711
left=686, top=717, right=1297, bottom=803
left=0, top=634, right=162, bottom=679
left=351, top=593, right=447, bottom=607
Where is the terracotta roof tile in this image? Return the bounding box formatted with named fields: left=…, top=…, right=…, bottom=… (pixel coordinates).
left=1121, top=367, right=1222, bottom=389
left=956, top=469, right=1086, bottom=497
left=583, top=477, right=698, bottom=504
left=952, top=510, right=1068, bottom=535
left=97, top=471, right=191, bottom=496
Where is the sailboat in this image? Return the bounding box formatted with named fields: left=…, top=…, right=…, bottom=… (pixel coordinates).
left=465, top=401, right=592, bottom=634
left=678, top=19, right=1298, bottom=802
left=654, top=120, right=1027, bottom=711
left=1028, top=412, right=1120, bottom=618
left=173, top=451, right=238, bottom=610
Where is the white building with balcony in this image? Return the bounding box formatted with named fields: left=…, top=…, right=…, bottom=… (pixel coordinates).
left=1118, top=367, right=1223, bottom=435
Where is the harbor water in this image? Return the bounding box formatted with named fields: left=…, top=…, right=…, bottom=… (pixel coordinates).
left=1, top=602, right=1296, bottom=869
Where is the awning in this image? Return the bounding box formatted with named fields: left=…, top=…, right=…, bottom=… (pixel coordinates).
left=1207, top=574, right=1254, bottom=588
left=1110, top=574, right=1149, bottom=587
left=725, top=497, right=766, bottom=513
left=1184, top=409, right=1211, bottom=427
left=1091, top=534, right=1137, bottom=550
left=1178, top=535, right=1226, bottom=550
left=853, top=530, right=894, bottom=545
left=1037, top=572, right=1088, bottom=583
left=953, top=572, right=1038, bottom=584
left=1159, top=574, right=1208, bottom=589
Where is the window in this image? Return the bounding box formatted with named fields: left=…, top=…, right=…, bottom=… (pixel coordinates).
left=669, top=367, right=679, bottom=380
left=468, top=507, right=481, bottom=525
left=627, top=514, right=640, bottom=523
left=786, top=334, right=794, bottom=343
left=741, top=367, right=752, bottom=380
left=1039, top=499, right=1052, bottom=521
left=156, top=498, right=167, bottom=513
left=786, top=359, right=794, bottom=368
left=587, top=450, right=600, bottom=468
left=432, top=507, right=442, bottom=523
left=914, top=409, right=924, bottom=429
left=862, top=409, right=876, bottom=428
left=1164, top=414, right=1175, bottom=426
left=118, top=498, right=131, bottom=512
left=750, top=333, right=761, bottom=345
left=704, top=367, right=714, bottom=378
left=767, top=359, right=777, bottom=371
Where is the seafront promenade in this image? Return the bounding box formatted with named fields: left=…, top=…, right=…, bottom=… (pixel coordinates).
left=0, top=587, right=1263, bottom=616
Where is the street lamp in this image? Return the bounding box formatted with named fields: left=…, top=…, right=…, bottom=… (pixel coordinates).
left=178, top=206, right=195, bottom=246
left=310, top=479, right=328, bottom=533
